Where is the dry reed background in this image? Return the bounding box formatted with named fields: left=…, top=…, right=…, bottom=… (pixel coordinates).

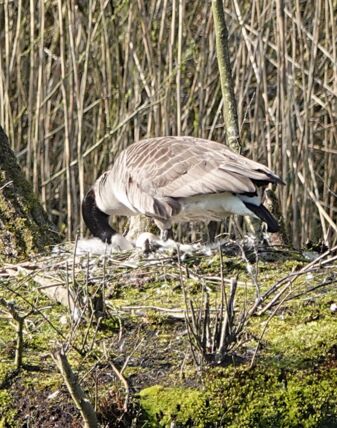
left=0, top=0, right=336, bottom=247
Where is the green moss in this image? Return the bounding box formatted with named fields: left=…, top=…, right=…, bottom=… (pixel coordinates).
left=140, top=385, right=205, bottom=427
left=0, top=235, right=335, bottom=426
left=0, top=189, right=53, bottom=262
left=264, top=315, right=337, bottom=368
left=248, top=287, right=337, bottom=369
left=139, top=366, right=337, bottom=427
left=136, top=264, right=337, bottom=427
left=0, top=127, right=60, bottom=263
left=0, top=390, right=17, bottom=426
left=21, top=372, right=63, bottom=392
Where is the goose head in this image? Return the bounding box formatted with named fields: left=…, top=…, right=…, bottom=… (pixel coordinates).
left=82, top=188, right=116, bottom=244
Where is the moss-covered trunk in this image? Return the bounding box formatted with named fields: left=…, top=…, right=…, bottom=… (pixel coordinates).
left=0, top=126, right=60, bottom=262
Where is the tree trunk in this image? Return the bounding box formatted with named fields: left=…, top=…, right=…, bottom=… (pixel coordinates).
left=0, top=126, right=60, bottom=262
left=210, top=0, right=241, bottom=238
left=212, top=0, right=241, bottom=153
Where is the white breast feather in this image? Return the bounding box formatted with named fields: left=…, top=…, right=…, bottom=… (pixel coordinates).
left=174, top=192, right=260, bottom=222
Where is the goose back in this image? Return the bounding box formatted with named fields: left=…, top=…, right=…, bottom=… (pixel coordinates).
left=95, top=136, right=282, bottom=222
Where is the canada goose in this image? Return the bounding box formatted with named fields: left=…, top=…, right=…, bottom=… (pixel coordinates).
left=82, top=136, right=284, bottom=243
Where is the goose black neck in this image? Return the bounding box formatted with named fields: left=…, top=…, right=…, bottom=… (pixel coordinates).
left=82, top=188, right=116, bottom=244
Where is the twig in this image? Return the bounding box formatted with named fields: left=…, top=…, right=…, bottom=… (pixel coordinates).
left=0, top=298, right=35, bottom=370
left=0, top=180, right=13, bottom=190
left=250, top=289, right=292, bottom=368
left=258, top=245, right=337, bottom=315
left=51, top=346, right=98, bottom=428
left=109, top=361, right=130, bottom=412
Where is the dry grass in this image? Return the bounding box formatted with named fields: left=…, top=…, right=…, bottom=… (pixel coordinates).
left=0, top=0, right=336, bottom=247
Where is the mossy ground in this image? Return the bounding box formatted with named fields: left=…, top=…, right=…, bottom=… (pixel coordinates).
left=0, top=245, right=336, bottom=427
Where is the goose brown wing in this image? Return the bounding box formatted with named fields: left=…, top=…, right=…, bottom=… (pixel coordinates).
left=160, top=158, right=257, bottom=197
left=125, top=137, right=281, bottom=199
left=112, top=136, right=282, bottom=219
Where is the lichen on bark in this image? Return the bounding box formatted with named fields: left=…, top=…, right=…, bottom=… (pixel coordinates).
left=0, top=126, right=60, bottom=262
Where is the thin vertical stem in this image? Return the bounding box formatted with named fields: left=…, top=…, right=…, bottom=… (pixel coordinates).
left=58, top=0, right=72, bottom=240
left=176, top=0, right=184, bottom=135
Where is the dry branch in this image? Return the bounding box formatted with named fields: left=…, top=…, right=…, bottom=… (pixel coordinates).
left=0, top=298, right=34, bottom=370
left=33, top=274, right=80, bottom=321
left=51, top=347, right=98, bottom=428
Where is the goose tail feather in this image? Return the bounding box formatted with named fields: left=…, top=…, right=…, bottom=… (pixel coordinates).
left=243, top=201, right=280, bottom=233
